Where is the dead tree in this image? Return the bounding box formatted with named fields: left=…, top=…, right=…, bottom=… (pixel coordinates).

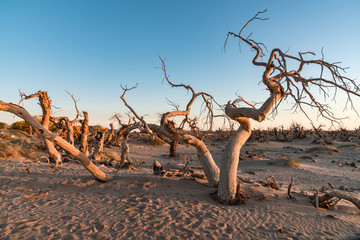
left=217, top=9, right=360, bottom=204
left=120, top=59, right=221, bottom=186
left=19, top=90, right=62, bottom=168
left=116, top=122, right=143, bottom=168
left=106, top=114, right=128, bottom=147
left=79, top=111, right=89, bottom=156
left=0, top=100, right=111, bottom=181
left=92, top=128, right=107, bottom=161
left=168, top=120, right=177, bottom=157
left=51, top=90, right=81, bottom=146
left=104, top=123, right=115, bottom=146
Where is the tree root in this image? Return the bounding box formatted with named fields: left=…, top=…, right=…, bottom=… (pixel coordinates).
left=312, top=190, right=360, bottom=209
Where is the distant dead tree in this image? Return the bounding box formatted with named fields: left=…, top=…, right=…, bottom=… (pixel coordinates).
left=116, top=121, right=144, bottom=169
left=51, top=90, right=81, bottom=146
left=0, top=100, right=111, bottom=181
left=217, top=9, right=360, bottom=204
left=92, top=127, right=108, bottom=161
left=103, top=123, right=115, bottom=146
left=120, top=71, right=221, bottom=187
left=106, top=113, right=128, bottom=147
left=79, top=111, right=90, bottom=156
left=19, top=90, right=62, bottom=168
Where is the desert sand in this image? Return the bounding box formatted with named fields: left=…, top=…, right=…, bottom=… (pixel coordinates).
left=1, top=136, right=360, bottom=240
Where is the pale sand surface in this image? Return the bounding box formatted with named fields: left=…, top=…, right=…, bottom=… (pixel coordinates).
left=1, top=139, right=359, bottom=239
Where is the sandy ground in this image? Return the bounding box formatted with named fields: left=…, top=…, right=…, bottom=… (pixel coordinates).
left=0, top=139, right=360, bottom=239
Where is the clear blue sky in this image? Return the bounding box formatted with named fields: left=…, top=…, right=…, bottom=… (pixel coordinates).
left=1, top=0, right=360, bottom=129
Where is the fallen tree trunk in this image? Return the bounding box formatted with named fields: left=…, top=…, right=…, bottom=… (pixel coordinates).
left=317, top=191, right=360, bottom=209
left=0, top=101, right=111, bottom=182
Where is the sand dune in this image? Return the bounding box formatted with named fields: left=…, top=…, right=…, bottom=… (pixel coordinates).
left=1, top=139, right=359, bottom=239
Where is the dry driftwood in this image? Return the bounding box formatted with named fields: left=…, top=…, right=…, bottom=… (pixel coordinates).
left=104, top=123, right=115, bottom=146
left=93, top=129, right=107, bottom=161
left=79, top=111, right=89, bottom=156
left=264, top=176, right=280, bottom=190
left=288, top=177, right=294, bottom=199
left=22, top=189, right=50, bottom=199
left=315, top=191, right=360, bottom=209
left=0, top=100, right=111, bottom=182
left=152, top=159, right=204, bottom=179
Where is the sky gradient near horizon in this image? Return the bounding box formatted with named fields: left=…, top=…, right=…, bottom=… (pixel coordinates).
left=1, top=1, right=360, bottom=130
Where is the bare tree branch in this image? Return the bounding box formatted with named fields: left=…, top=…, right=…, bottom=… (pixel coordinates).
left=224, top=10, right=360, bottom=125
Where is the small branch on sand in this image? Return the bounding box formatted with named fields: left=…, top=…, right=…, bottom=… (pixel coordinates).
left=265, top=176, right=279, bottom=190
left=18, top=160, right=31, bottom=174
left=22, top=189, right=50, bottom=199
left=288, top=177, right=294, bottom=199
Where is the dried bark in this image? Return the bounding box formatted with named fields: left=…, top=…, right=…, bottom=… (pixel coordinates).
left=93, top=129, right=107, bottom=161
left=169, top=139, right=177, bottom=157
left=218, top=93, right=281, bottom=204
left=79, top=111, right=89, bottom=156
left=19, top=91, right=62, bottom=167
left=63, top=117, right=74, bottom=145
left=104, top=123, right=115, bottom=146
left=316, top=191, right=360, bottom=209
left=116, top=123, right=141, bottom=168
left=0, top=100, right=111, bottom=181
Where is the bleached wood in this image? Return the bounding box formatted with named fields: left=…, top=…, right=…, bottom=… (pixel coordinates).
left=79, top=111, right=89, bottom=156
left=148, top=124, right=220, bottom=186
left=218, top=118, right=251, bottom=203
left=0, top=101, right=111, bottom=182
left=218, top=93, right=281, bottom=203
left=19, top=91, right=62, bottom=167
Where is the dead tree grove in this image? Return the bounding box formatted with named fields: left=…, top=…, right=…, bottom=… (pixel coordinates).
left=119, top=78, right=221, bottom=187
left=120, top=11, right=360, bottom=204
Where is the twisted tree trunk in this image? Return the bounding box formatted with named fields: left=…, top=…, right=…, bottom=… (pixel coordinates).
left=63, top=117, right=74, bottom=145
left=217, top=93, right=281, bottom=203
left=0, top=101, right=111, bottom=182
left=104, top=123, right=114, bottom=146
left=93, top=130, right=107, bottom=161
left=20, top=91, right=62, bottom=167
left=148, top=124, right=220, bottom=186
left=170, top=139, right=177, bottom=157
left=218, top=118, right=251, bottom=203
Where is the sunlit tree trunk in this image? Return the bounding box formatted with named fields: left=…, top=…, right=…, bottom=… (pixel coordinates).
left=79, top=111, right=89, bottom=156
left=0, top=100, right=111, bottom=182
left=218, top=118, right=251, bottom=203
left=20, top=91, right=62, bottom=167
left=217, top=93, right=281, bottom=203
left=93, top=130, right=107, bottom=161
